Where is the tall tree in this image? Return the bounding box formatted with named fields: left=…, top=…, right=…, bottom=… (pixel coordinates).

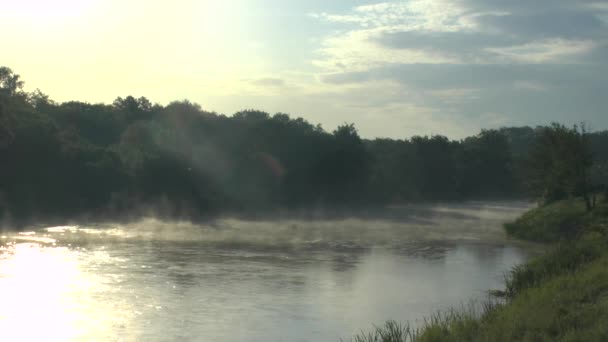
left=526, top=123, right=594, bottom=210
left=0, top=67, right=25, bottom=148
left=412, top=135, right=459, bottom=199
left=460, top=129, right=513, bottom=197
left=0, top=67, right=24, bottom=97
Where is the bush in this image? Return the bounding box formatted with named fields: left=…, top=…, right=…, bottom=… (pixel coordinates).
left=504, top=199, right=589, bottom=242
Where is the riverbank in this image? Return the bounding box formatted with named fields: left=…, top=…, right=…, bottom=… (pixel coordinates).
left=348, top=197, right=608, bottom=341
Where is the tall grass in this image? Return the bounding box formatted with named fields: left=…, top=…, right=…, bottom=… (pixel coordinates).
left=345, top=302, right=497, bottom=342
left=505, top=234, right=608, bottom=298
left=348, top=251, right=608, bottom=341
left=344, top=321, right=416, bottom=342
left=346, top=199, right=608, bottom=342
left=504, top=198, right=588, bottom=241
left=504, top=196, right=608, bottom=242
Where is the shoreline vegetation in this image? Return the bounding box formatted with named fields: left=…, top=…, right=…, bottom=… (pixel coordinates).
left=347, top=197, right=608, bottom=342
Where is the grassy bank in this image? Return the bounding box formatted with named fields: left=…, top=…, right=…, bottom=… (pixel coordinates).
left=504, top=198, right=608, bottom=242
left=347, top=197, right=608, bottom=342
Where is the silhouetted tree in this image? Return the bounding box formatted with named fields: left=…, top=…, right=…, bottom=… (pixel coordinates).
left=1, top=65, right=607, bottom=225
left=0, top=67, right=24, bottom=97
left=411, top=135, right=459, bottom=199
left=460, top=129, right=513, bottom=197
left=526, top=123, right=595, bottom=210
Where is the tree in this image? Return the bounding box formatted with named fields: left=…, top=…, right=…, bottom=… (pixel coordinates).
left=314, top=123, right=372, bottom=204
left=0, top=67, right=26, bottom=149
left=460, top=129, right=513, bottom=197
left=0, top=67, right=24, bottom=97
left=233, top=109, right=270, bottom=122
left=0, top=96, right=14, bottom=149
left=411, top=135, right=459, bottom=199
left=367, top=138, right=419, bottom=202
left=113, top=96, right=154, bottom=122
left=26, top=89, right=53, bottom=109
left=590, top=162, right=608, bottom=201
left=526, top=123, right=595, bottom=210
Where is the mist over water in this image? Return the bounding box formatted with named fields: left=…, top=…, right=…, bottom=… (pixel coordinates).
left=0, top=202, right=532, bottom=341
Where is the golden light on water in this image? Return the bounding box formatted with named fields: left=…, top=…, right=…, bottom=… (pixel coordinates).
left=0, top=209, right=530, bottom=341
left=0, top=242, right=83, bottom=341
left=0, top=228, right=123, bottom=342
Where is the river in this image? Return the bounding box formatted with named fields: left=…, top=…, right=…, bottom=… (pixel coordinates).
left=0, top=202, right=531, bottom=341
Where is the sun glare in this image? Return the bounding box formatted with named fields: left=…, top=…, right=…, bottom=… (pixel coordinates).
left=4, top=0, right=97, bottom=21
left=0, top=242, right=91, bottom=341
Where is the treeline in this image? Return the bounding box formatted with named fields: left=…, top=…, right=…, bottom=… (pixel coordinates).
left=1, top=67, right=607, bottom=224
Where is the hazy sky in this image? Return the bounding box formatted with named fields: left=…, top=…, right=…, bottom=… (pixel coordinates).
left=2, top=0, right=608, bottom=138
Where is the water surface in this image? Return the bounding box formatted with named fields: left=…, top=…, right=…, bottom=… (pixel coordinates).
left=0, top=202, right=531, bottom=341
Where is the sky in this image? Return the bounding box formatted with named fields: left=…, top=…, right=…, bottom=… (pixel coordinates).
left=2, top=0, right=607, bottom=139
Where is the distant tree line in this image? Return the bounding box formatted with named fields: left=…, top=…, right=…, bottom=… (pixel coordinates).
left=1, top=67, right=607, bottom=224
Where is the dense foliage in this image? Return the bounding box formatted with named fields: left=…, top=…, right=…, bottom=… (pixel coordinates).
left=1, top=67, right=608, bottom=225
left=525, top=124, right=599, bottom=210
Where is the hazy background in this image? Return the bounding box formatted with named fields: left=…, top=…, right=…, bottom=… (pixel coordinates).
left=3, top=0, right=607, bottom=139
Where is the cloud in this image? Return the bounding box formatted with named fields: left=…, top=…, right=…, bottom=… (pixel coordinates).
left=485, top=39, right=597, bottom=63
left=306, top=0, right=608, bottom=136
left=475, top=10, right=605, bottom=39
left=320, top=63, right=608, bottom=91
left=312, top=0, right=606, bottom=68
left=313, top=0, right=471, bottom=31
left=512, top=80, right=548, bottom=92
left=310, top=0, right=478, bottom=72
left=248, top=78, right=286, bottom=87
left=350, top=12, right=600, bottom=65
left=313, top=29, right=458, bottom=73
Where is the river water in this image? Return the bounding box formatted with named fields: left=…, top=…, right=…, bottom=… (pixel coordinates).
left=0, top=202, right=531, bottom=342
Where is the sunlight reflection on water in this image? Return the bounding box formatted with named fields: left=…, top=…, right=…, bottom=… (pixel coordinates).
left=0, top=202, right=533, bottom=341
left=0, top=242, right=88, bottom=341
left=0, top=235, right=134, bottom=342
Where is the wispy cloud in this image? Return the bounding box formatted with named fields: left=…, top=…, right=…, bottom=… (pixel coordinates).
left=305, top=0, right=608, bottom=136
left=311, top=0, right=476, bottom=73
left=247, top=78, right=286, bottom=88
left=315, top=0, right=472, bottom=32
left=485, top=39, right=596, bottom=63
left=313, top=0, right=604, bottom=70
left=313, top=29, right=458, bottom=73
